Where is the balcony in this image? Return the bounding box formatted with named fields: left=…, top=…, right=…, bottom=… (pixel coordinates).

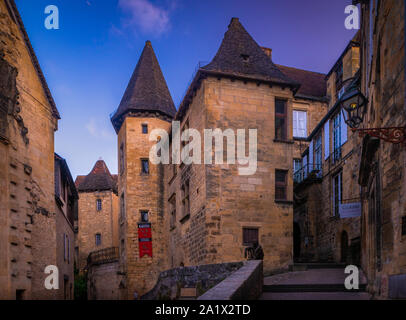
left=87, top=247, right=119, bottom=267
left=294, top=163, right=323, bottom=185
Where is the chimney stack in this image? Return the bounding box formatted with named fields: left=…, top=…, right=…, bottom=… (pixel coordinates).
left=261, top=47, right=272, bottom=60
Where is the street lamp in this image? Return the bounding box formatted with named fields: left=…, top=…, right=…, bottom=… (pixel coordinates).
left=338, top=78, right=406, bottom=147
left=339, top=81, right=368, bottom=129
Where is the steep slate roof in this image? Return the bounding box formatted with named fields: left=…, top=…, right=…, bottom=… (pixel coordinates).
left=111, top=41, right=176, bottom=132
left=201, top=18, right=299, bottom=87
left=277, top=65, right=327, bottom=99
left=76, top=160, right=117, bottom=193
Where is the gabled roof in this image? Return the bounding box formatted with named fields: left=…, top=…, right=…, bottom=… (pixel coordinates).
left=277, top=65, right=327, bottom=100
left=111, top=41, right=176, bottom=132
left=8, top=0, right=60, bottom=119
left=76, top=160, right=117, bottom=193
left=201, top=18, right=299, bottom=87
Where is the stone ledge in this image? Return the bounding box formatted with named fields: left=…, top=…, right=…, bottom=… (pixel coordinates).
left=198, top=260, right=263, bottom=300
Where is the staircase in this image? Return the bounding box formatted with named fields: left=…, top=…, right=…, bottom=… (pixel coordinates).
left=261, top=263, right=370, bottom=300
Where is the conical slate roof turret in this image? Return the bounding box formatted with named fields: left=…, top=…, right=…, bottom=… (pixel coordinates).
left=202, top=18, right=299, bottom=87
left=111, top=41, right=176, bottom=132
left=76, top=159, right=117, bottom=193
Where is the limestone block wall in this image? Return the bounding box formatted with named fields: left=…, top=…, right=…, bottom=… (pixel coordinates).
left=77, top=191, right=118, bottom=271
left=0, top=0, right=59, bottom=300
left=87, top=261, right=121, bottom=300
left=203, top=77, right=294, bottom=275
left=119, top=116, right=171, bottom=298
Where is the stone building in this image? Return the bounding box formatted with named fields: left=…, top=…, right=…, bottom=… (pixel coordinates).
left=54, top=153, right=78, bottom=300
left=110, top=40, right=176, bottom=299
left=0, top=0, right=78, bottom=299
left=109, top=18, right=331, bottom=298
left=355, top=0, right=406, bottom=299
left=75, top=159, right=119, bottom=272
left=293, top=34, right=361, bottom=264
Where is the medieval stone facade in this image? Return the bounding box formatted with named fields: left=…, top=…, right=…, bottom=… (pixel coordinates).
left=110, top=18, right=330, bottom=299
left=0, top=0, right=76, bottom=300
left=357, top=0, right=406, bottom=299
left=293, top=34, right=361, bottom=264
left=75, top=160, right=119, bottom=272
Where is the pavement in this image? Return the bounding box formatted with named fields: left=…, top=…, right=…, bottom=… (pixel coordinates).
left=260, top=266, right=371, bottom=300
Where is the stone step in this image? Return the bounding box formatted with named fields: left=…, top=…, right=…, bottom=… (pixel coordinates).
left=263, top=283, right=367, bottom=293
left=289, top=263, right=348, bottom=271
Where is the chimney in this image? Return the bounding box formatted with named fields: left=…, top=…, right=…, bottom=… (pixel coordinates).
left=261, top=47, right=272, bottom=60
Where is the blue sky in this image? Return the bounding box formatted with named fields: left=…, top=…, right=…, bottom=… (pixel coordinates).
left=15, top=0, right=357, bottom=178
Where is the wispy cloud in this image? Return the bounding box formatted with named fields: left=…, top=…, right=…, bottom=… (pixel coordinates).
left=86, top=118, right=115, bottom=141
left=118, top=0, right=175, bottom=37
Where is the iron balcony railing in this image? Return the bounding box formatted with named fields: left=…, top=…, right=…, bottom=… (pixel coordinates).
left=87, top=247, right=119, bottom=267
left=294, top=163, right=323, bottom=184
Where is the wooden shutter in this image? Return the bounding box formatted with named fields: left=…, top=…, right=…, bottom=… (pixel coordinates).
left=243, top=228, right=259, bottom=245
left=309, top=140, right=314, bottom=171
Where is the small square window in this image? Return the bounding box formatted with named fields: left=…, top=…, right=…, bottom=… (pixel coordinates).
left=243, top=228, right=258, bottom=246
left=140, top=210, right=149, bottom=222
left=141, top=159, right=149, bottom=175
left=142, top=124, right=148, bottom=134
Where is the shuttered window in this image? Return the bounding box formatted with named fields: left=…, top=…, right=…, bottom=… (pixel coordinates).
left=243, top=228, right=259, bottom=246
left=324, top=121, right=330, bottom=160
left=275, top=170, right=288, bottom=201
left=275, top=99, right=287, bottom=140
left=293, top=110, right=307, bottom=138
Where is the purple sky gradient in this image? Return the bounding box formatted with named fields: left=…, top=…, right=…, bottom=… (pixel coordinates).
left=15, top=0, right=357, bottom=178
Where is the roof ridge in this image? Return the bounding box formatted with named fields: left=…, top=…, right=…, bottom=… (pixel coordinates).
left=276, top=64, right=326, bottom=76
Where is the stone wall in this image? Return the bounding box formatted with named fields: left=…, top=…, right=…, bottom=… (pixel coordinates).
left=77, top=191, right=118, bottom=271
left=118, top=116, right=171, bottom=298
left=142, top=262, right=243, bottom=300
left=198, top=260, right=263, bottom=300
left=0, top=0, right=60, bottom=300
left=87, top=261, right=121, bottom=300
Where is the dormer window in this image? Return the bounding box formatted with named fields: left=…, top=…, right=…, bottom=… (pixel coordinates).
left=241, top=54, right=250, bottom=62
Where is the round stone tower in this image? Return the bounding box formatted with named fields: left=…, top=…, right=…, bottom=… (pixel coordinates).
left=111, top=40, right=176, bottom=299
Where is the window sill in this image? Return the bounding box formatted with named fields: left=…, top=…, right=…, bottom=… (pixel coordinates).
left=275, top=200, right=293, bottom=205
left=273, top=139, right=294, bottom=144
left=293, top=137, right=308, bottom=142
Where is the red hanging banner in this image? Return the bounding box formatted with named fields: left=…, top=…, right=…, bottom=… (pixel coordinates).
left=138, top=223, right=152, bottom=258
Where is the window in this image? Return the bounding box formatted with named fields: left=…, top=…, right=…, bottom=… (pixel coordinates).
left=243, top=228, right=258, bottom=246
left=120, top=194, right=125, bottom=221
left=140, top=210, right=149, bottom=223
left=63, top=233, right=68, bottom=262
left=333, top=113, right=342, bottom=163
left=169, top=195, right=176, bottom=230
left=293, top=110, right=307, bottom=138
left=293, top=159, right=302, bottom=183
left=96, top=199, right=102, bottom=211
left=181, top=180, right=190, bottom=220
left=402, top=217, right=406, bottom=236
left=275, top=170, right=288, bottom=201
left=120, top=143, right=125, bottom=174
left=332, top=172, right=343, bottom=217
left=335, top=61, right=343, bottom=94
left=141, top=159, right=149, bottom=175
left=275, top=99, right=287, bottom=140
left=142, top=124, right=148, bottom=134
left=314, top=134, right=322, bottom=174
left=95, top=234, right=102, bottom=246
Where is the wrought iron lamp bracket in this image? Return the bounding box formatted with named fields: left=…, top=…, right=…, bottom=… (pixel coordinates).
left=352, top=126, right=406, bottom=146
